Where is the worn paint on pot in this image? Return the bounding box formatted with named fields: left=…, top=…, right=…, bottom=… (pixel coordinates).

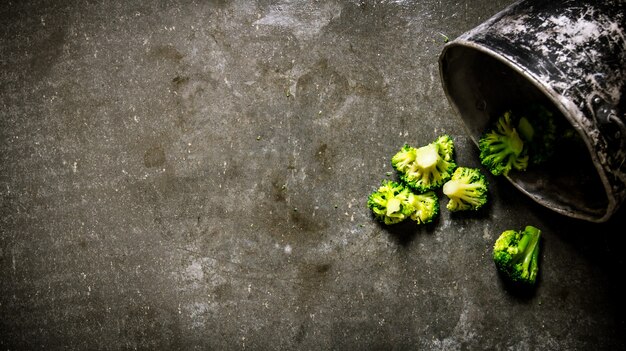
left=439, top=0, right=626, bottom=222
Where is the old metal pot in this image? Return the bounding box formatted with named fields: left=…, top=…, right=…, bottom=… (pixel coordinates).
left=439, top=0, right=626, bottom=222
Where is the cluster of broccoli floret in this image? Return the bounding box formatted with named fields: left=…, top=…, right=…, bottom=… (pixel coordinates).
left=477, top=106, right=568, bottom=286
left=443, top=167, right=489, bottom=212
left=478, top=105, right=562, bottom=176
left=391, top=135, right=457, bottom=193
left=367, top=135, right=489, bottom=226
left=493, top=225, right=542, bottom=286
left=367, top=181, right=439, bottom=225
left=366, top=105, right=559, bottom=289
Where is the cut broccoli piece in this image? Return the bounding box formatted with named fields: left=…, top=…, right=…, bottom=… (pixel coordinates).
left=493, top=225, right=541, bottom=286
left=367, top=180, right=439, bottom=225
left=442, top=167, right=488, bottom=211
left=407, top=190, right=439, bottom=224
left=479, top=111, right=529, bottom=176
left=518, top=105, right=557, bottom=165
left=367, top=180, right=415, bottom=225
left=392, top=135, right=457, bottom=193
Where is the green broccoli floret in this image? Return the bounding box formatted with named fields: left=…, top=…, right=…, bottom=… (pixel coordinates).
left=407, top=191, right=439, bottom=224
left=493, top=225, right=541, bottom=286
left=367, top=180, right=439, bottom=225
left=517, top=105, right=557, bottom=165
left=442, top=167, right=488, bottom=211
left=479, top=111, right=529, bottom=176
left=392, top=135, right=457, bottom=193
left=367, top=180, right=415, bottom=225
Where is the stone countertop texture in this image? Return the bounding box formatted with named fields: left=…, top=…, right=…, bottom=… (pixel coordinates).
left=1, top=0, right=625, bottom=349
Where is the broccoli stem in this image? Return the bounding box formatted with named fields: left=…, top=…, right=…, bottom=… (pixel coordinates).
left=529, top=237, right=540, bottom=279
left=510, top=226, right=539, bottom=262
left=519, top=226, right=541, bottom=278
left=517, top=117, right=535, bottom=141
left=513, top=230, right=531, bottom=256
left=386, top=198, right=402, bottom=216
left=508, top=131, right=525, bottom=156
left=414, top=144, right=438, bottom=169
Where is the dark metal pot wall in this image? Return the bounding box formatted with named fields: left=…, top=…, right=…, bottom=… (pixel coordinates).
left=439, top=0, right=626, bottom=222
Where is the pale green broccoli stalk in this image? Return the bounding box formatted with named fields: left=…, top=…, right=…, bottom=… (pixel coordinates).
left=479, top=111, right=529, bottom=176
left=392, top=135, right=457, bottom=193
left=367, top=180, right=415, bottom=225
left=517, top=105, right=557, bottom=165
left=493, top=225, right=541, bottom=286
left=407, top=191, right=439, bottom=224
left=442, top=167, right=488, bottom=211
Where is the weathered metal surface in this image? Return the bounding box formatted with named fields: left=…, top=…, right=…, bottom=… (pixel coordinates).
left=440, top=0, right=626, bottom=222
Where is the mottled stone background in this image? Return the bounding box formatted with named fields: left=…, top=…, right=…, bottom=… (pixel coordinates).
left=1, top=0, right=624, bottom=349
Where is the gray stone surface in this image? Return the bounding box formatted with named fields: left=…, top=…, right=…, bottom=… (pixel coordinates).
left=1, top=0, right=624, bottom=350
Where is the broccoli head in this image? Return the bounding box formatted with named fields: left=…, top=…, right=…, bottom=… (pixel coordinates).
left=367, top=180, right=439, bottom=225
left=407, top=191, right=439, bottom=224
left=442, top=167, right=488, bottom=211
left=493, top=225, right=541, bottom=286
left=479, top=111, right=529, bottom=176
left=367, top=180, right=415, bottom=225
left=392, top=135, right=457, bottom=193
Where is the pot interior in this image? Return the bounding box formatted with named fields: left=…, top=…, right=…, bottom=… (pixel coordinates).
left=440, top=43, right=609, bottom=221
